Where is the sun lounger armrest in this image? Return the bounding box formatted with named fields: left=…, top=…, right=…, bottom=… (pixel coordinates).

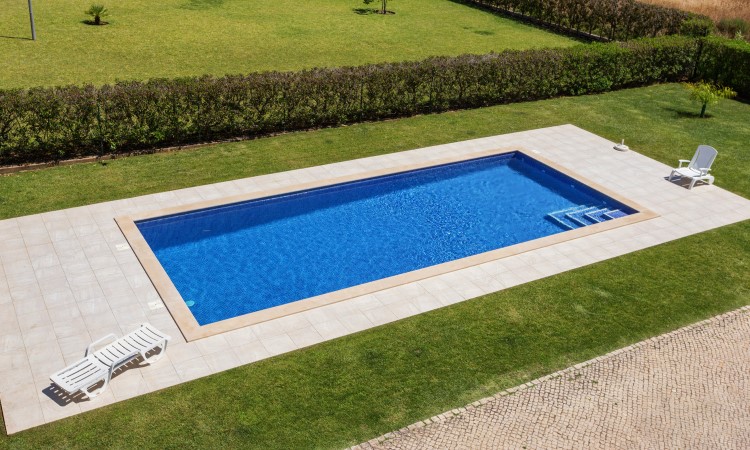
left=677, top=159, right=690, bottom=167
left=85, top=333, right=118, bottom=357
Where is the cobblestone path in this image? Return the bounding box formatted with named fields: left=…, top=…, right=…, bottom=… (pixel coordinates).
left=354, top=307, right=750, bottom=449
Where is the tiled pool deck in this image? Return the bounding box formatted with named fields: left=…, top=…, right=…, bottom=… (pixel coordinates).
left=1, top=125, right=749, bottom=434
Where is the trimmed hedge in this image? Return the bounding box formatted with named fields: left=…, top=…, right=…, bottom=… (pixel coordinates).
left=697, top=37, right=750, bottom=97
left=467, top=0, right=695, bottom=41
left=0, top=37, right=703, bottom=165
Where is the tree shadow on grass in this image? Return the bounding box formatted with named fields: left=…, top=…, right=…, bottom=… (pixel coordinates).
left=0, top=35, right=32, bottom=41
left=353, top=7, right=378, bottom=14
left=663, top=106, right=713, bottom=119
left=353, top=8, right=395, bottom=14
left=181, top=0, right=224, bottom=9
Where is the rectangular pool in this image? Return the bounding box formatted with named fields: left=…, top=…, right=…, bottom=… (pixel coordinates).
left=131, top=150, right=638, bottom=331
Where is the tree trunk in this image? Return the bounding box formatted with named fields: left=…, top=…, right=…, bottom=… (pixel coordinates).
left=700, top=103, right=707, bottom=118
left=94, top=15, right=100, bottom=25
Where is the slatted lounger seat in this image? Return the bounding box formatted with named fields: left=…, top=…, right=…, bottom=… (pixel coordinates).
left=50, top=323, right=171, bottom=399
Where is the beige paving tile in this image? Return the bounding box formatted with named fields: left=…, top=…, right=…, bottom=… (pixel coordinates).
left=27, top=243, right=60, bottom=270
left=232, top=340, right=272, bottom=365
left=411, top=293, right=444, bottom=314
left=0, top=302, right=18, bottom=326
left=386, top=300, right=421, bottom=320
left=0, top=347, right=31, bottom=374
left=173, top=356, right=212, bottom=382
left=81, top=309, right=119, bottom=331
left=203, top=349, right=241, bottom=373
left=109, top=371, right=150, bottom=401
left=27, top=342, right=65, bottom=382
left=0, top=365, right=33, bottom=395
left=195, top=334, right=231, bottom=356
left=260, top=334, right=297, bottom=356
left=71, top=280, right=106, bottom=303
left=8, top=280, right=43, bottom=303
left=57, top=332, right=93, bottom=361
left=312, top=318, right=350, bottom=340
left=338, top=310, right=374, bottom=333
left=160, top=342, right=200, bottom=366
left=34, top=266, right=68, bottom=288
left=0, top=331, right=24, bottom=353
left=37, top=383, right=81, bottom=423
left=21, top=325, right=58, bottom=348
left=2, top=401, right=45, bottom=435
left=141, top=358, right=181, bottom=391
left=362, top=307, right=399, bottom=327
left=110, top=304, right=148, bottom=330
left=431, top=287, right=466, bottom=306
left=287, top=326, right=324, bottom=348
left=76, top=389, right=117, bottom=413
left=16, top=309, right=52, bottom=332
left=222, top=326, right=258, bottom=348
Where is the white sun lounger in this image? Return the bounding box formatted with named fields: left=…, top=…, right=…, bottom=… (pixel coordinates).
left=50, top=323, right=171, bottom=399
left=669, top=145, right=718, bottom=189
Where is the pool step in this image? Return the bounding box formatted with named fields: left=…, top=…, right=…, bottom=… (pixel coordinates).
left=547, top=206, right=627, bottom=230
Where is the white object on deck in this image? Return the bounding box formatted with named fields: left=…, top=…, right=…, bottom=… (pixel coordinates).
left=669, top=145, right=717, bottom=189
left=50, top=323, right=171, bottom=399
left=614, top=139, right=629, bottom=152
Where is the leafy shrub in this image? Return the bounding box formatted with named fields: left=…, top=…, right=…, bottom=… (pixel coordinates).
left=85, top=4, right=109, bottom=25
left=684, top=81, right=737, bottom=117
left=0, top=37, right=719, bottom=166
left=696, top=37, right=750, bottom=97
left=680, top=16, right=714, bottom=37
left=467, top=0, right=695, bottom=41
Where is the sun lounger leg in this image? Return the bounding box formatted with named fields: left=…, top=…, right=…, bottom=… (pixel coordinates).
left=84, top=372, right=111, bottom=398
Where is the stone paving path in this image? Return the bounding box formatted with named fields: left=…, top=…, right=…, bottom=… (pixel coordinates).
left=355, top=306, right=750, bottom=449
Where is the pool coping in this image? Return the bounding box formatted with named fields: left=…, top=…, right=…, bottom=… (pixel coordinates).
left=115, top=147, right=657, bottom=341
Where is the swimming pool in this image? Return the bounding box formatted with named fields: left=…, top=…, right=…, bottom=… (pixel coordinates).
left=128, top=150, right=641, bottom=333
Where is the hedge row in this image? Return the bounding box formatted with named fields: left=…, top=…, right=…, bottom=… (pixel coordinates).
left=0, top=37, right=707, bottom=166
left=697, top=37, right=750, bottom=97
left=468, top=0, right=695, bottom=41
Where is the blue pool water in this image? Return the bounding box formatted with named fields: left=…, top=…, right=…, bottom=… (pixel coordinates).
left=137, top=152, right=634, bottom=325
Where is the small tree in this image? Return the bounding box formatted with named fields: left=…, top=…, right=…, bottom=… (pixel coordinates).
left=363, top=0, right=390, bottom=14
left=685, top=81, right=737, bottom=118
left=85, top=4, right=108, bottom=25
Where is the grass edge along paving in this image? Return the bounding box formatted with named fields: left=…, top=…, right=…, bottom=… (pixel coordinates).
left=1, top=83, right=749, bottom=448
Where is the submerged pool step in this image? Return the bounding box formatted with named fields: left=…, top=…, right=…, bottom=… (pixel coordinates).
left=604, top=209, right=627, bottom=219
left=566, top=207, right=601, bottom=227
left=584, top=208, right=612, bottom=223
left=547, top=206, right=626, bottom=230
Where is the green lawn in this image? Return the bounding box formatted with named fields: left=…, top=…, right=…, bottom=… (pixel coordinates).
left=0, top=84, right=749, bottom=447
left=0, top=0, right=575, bottom=89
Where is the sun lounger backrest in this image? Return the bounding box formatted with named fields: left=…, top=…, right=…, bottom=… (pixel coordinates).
left=691, top=145, right=718, bottom=171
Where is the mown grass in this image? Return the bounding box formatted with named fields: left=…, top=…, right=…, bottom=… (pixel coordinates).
left=0, top=83, right=748, bottom=448
left=0, top=0, right=575, bottom=89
